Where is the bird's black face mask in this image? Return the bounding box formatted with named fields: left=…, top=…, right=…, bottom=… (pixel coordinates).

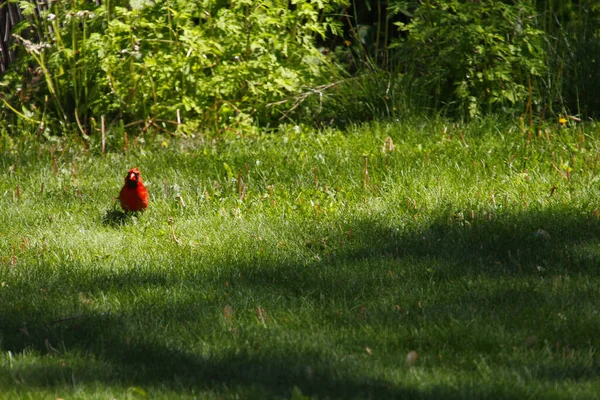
left=125, top=170, right=140, bottom=188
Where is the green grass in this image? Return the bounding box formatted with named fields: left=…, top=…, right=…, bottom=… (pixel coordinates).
left=1, top=118, right=600, bottom=399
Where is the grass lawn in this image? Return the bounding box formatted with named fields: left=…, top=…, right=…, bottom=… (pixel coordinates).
left=1, top=118, right=600, bottom=399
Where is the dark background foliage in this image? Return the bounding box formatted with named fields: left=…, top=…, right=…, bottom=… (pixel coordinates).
left=1, top=0, right=599, bottom=135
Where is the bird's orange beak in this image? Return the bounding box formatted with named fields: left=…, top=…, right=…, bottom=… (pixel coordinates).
left=129, top=172, right=137, bottom=181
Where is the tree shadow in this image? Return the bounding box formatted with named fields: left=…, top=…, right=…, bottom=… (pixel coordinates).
left=1, top=310, right=537, bottom=400
left=2, top=207, right=600, bottom=397
left=337, top=207, right=600, bottom=276
left=3, top=325, right=406, bottom=398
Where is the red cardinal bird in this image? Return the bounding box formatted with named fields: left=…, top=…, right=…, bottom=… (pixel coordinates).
left=119, top=167, right=149, bottom=212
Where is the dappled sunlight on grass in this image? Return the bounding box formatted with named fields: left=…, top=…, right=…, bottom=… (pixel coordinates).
left=1, top=120, right=600, bottom=398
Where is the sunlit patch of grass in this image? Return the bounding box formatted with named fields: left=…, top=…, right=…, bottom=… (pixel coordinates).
left=1, top=118, right=600, bottom=398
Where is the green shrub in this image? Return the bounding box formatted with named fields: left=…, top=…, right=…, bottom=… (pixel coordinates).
left=389, top=0, right=547, bottom=118
left=534, top=0, right=600, bottom=117
left=1, top=0, right=346, bottom=135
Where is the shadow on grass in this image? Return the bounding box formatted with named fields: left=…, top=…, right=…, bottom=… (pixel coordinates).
left=2, top=207, right=600, bottom=397
left=100, top=208, right=131, bottom=226
left=3, top=329, right=408, bottom=398
left=341, top=206, right=600, bottom=276
left=101, top=208, right=148, bottom=227
left=0, top=313, right=547, bottom=400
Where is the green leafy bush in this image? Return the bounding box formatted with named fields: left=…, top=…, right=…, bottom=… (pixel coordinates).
left=1, top=0, right=109, bottom=135
left=1, top=0, right=346, bottom=134
left=534, top=0, right=600, bottom=117
left=389, top=0, right=546, bottom=118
